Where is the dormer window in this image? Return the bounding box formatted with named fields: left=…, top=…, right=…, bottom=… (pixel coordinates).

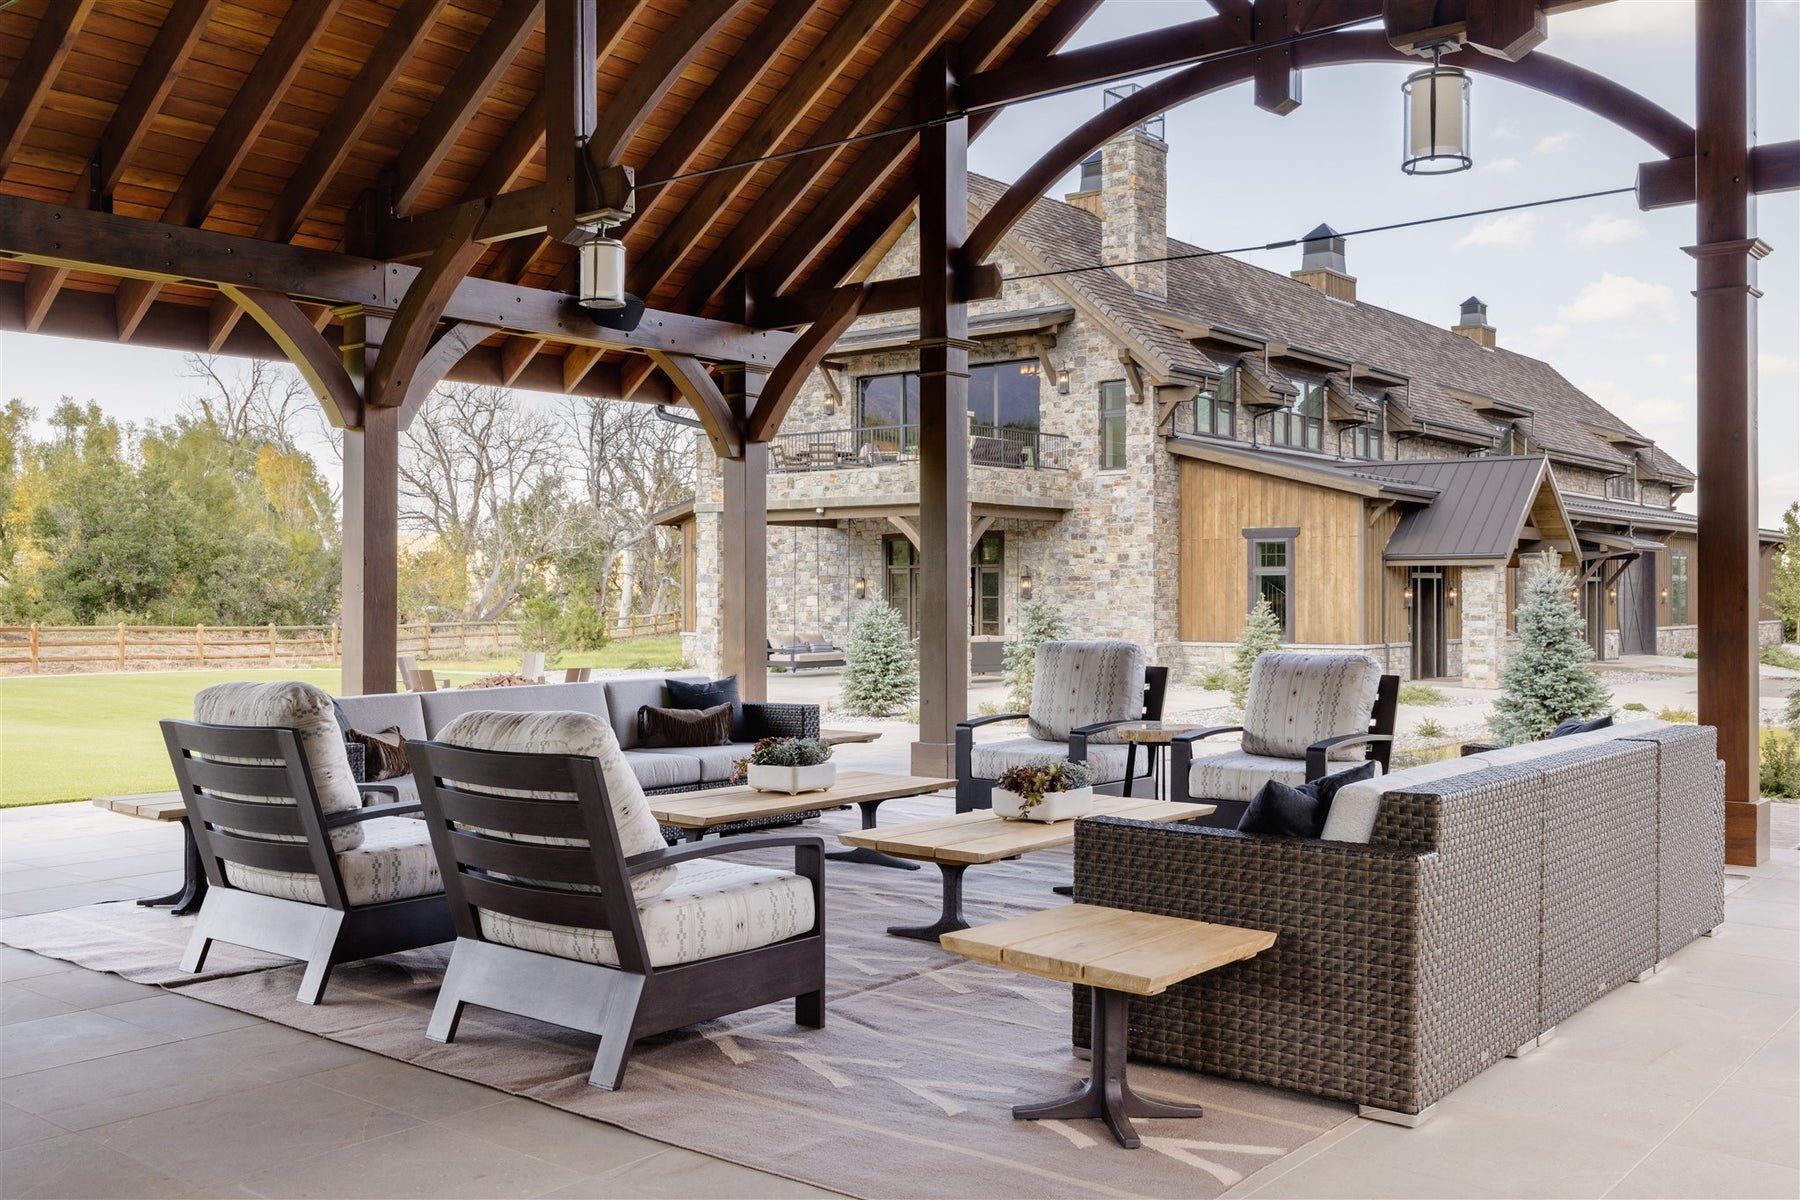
left=1194, top=368, right=1236, bottom=438
left=1352, top=409, right=1385, bottom=460
left=1269, top=378, right=1324, bottom=452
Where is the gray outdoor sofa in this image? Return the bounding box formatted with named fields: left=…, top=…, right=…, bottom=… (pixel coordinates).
left=1072, top=718, right=1724, bottom=1123
left=336, top=678, right=820, bottom=839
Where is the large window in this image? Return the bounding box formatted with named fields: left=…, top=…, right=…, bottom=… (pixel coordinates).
left=1099, top=380, right=1129, bottom=470
left=884, top=536, right=920, bottom=639
left=971, top=531, right=1004, bottom=636
left=1670, top=552, right=1689, bottom=624
left=1245, top=528, right=1297, bottom=641
left=1606, top=474, right=1638, bottom=502
left=856, top=361, right=1041, bottom=436
left=1195, top=368, right=1236, bottom=438
left=1269, top=379, right=1324, bottom=452
left=1351, top=409, right=1384, bottom=460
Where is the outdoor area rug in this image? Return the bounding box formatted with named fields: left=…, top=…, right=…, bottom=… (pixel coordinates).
left=0, top=799, right=1351, bottom=1199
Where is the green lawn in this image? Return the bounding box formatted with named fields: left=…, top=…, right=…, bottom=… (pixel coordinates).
left=0, top=634, right=686, bottom=809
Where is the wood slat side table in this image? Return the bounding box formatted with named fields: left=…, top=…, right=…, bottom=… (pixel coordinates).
left=92, top=792, right=206, bottom=915
left=1112, top=721, right=1205, bottom=800
left=942, top=904, right=1275, bottom=1148
left=839, top=799, right=1213, bottom=940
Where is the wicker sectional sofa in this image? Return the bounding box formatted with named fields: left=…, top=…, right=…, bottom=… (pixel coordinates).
left=1072, top=719, right=1725, bottom=1122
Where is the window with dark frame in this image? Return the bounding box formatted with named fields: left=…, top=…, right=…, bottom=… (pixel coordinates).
left=1670, top=552, right=1689, bottom=624
left=971, top=530, right=1004, bottom=637
left=1352, top=408, right=1385, bottom=460
left=856, top=361, right=1041, bottom=436
left=1269, top=379, right=1324, bottom=452
left=1244, top=527, right=1297, bottom=641
left=1099, top=379, right=1128, bottom=470
left=1195, top=367, right=1236, bottom=438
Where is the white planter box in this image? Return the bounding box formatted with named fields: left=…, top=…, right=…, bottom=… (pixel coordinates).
left=747, top=762, right=837, bottom=795
left=992, top=785, right=1094, bottom=822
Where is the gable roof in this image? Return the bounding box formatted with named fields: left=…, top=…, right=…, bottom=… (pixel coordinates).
left=1356, top=457, right=1575, bottom=563
left=967, top=174, right=1694, bottom=488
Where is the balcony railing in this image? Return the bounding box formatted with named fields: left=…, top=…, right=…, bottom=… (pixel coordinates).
left=769, top=424, right=1067, bottom=473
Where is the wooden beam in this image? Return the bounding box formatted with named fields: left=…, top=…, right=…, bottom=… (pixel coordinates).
left=392, top=0, right=542, bottom=216
left=752, top=264, right=1000, bottom=329
left=717, top=367, right=769, bottom=699
left=969, top=514, right=995, bottom=550
left=617, top=354, right=659, bottom=402
left=220, top=285, right=364, bottom=427
left=397, top=322, right=489, bottom=428
left=960, top=13, right=1245, bottom=111
left=0, top=194, right=797, bottom=365
left=746, top=284, right=866, bottom=443
left=206, top=294, right=244, bottom=352
left=0, top=0, right=98, bottom=173
left=588, top=0, right=749, bottom=166
left=1466, top=0, right=1547, bottom=61
left=98, top=0, right=222, bottom=197
left=1637, top=140, right=1800, bottom=209
left=651, top=351, right=741, bottom=459
left=368, top=201, right=490, bottom=409
left=375, top=167, right=633, bottom=261
left=114, top=278, right=159, bottom=342
left=886, top=515, right=922, bottom=549
left=1252, top=0, right=1303, bottom=115
left=563, top=344, right=605, bottom=391
left=543, top=0, right=597, bottom=245
left=261, top=0, right=451, bottom=242
left=499, top=335, right=545, bottom=385
left=627, top=0, right=909, bottom=300
left=20, top=266, right=64, bottom=333
left=461, top=93, right=545, bottom=203
left=163, top=0, right=343, bottom=228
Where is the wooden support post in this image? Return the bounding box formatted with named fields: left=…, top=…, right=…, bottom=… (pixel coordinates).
left=29, top=622, right=39, bottom=675
left=269, top=622, right=278, bottom=662
left=117, top=622, right=127, bottom=670
left=719, top=365, right=769, bottom=702
left=912, top=51, right=972, bottom=777
left=339, top=307, right=400, bottom=696
left=196, top=624, right=206, bottom=667
left=1691, top=0, right=1767, bottom=866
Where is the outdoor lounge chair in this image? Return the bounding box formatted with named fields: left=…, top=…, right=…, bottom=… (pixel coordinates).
left=161, top=681, right=453, bottom=1004
left=954, top=640, right=1166, bottom=812
left=409, top=709, right=826, bottom=1091
left=1170, top=652, right=1399, bottom=828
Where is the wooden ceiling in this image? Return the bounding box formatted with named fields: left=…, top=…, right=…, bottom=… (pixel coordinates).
left=0, top=0, right=1097, bottom=396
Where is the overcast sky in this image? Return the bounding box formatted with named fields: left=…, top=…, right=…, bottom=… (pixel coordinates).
left=2, top=0, right=1795, bottom=525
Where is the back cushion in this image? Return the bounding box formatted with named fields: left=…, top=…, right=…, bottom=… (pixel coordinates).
left=1241, top=652, right=1382, bottom=760
left=193, top=680, right=365, bottom=851
left=420, top=681, right=609, bottom=736
left=603, top=678, right=669, bottom=749
left=435, top=709, right=675, bottom=899
left=1027, top=641, right=1146, bottom=744
left=335, top=692, right=428, bottom=742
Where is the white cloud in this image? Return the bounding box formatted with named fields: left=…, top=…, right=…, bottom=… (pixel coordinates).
left=1456, top=211, right=1540, bottom=249
left=1489, top=122, right=1521, bottom=142
left=1534, top=132, right=1578, bottom=155
left=1570, top=214, right=1647, bottom=246
left=1762, top=352, right=1800, bottom=376
left=1556, top=273, right=1679, bottom=324
left=1479, top=157, right=1521, bottom=176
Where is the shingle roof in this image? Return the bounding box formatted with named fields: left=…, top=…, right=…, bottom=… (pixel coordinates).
left=969, top=175, right=1694, bottom=487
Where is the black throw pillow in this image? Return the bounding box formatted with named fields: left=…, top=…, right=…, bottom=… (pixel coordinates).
left=1238, top=761, right=1380, bottom=839
left=1549, top=714, right=1613, bottom=738
left=666, top=675, right=748, bottom=741
left=640, top=703, right=734, bottom=748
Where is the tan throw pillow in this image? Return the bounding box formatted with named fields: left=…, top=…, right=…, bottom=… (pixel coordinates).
left=639, top=703, right=733, bottom=748
left=347, top=726, right=411, bottom=780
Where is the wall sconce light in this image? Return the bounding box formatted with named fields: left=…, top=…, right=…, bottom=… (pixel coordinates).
left=1608, top=588, right=1617, bottom=601
left=1403, top=585, right=1414, bottom=607
left=1660, top=589, right=1669, bottom=600
left=1019, top=569, right=1034, bottom=598
left=1447, top=587, right=1458, bottom=607
left=853, top=575, right=867, bottom=600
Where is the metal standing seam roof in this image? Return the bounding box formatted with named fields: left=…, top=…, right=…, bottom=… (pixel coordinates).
left=1354, top=456, right=1555, bottom=563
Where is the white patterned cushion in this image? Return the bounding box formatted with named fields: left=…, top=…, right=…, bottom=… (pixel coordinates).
left=476, top=858, right=816, bottom=969
left=435, top=709, right=676, bottom=900
left=1026, top=641, right=1146, bottom=744
left=970, top=737, right=1133, bottom=785
left=193, top=680, right=366, bottom=853
left=1240, top=653, right=1382, bottom=761
left=223, top=816, right=442, bottom=906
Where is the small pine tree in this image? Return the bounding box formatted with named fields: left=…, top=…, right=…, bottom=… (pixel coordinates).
left=1230, top=599, right=1284, bottom=709
left=839, top=601, right=918, bottom=717
left=1489, top=568, right=1612, bottom=744
left=1769, top=502, right=1800, bottom=642
left=1003, top=598, right=1070, bottom=711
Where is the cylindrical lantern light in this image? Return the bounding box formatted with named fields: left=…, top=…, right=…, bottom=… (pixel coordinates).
left=1401, top=44, right=1471, bottom=175
left=577, top=231, right=627, bottom=311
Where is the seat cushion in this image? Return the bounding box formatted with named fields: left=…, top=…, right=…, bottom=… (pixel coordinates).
left=623, top=749, right=704, bottom=790
left=634, top=744, right=744, bottom=784
left=970, top=737, right=1132, bottom=785
left=477, top=858, right=815, bottom=969
left=419, top=682, right=610, bottom=737
left=334, top=692, right=428, bottom=742
left=1186, top=749, right=1312, bottom=803
left=194, top=680, right=366, bottom=853
left=436, top=710, right=676, bottom=900
left=1026, top=641, right=1146, bottom=744
left=224, top=816, right=442, bottom=906
left=1241, top=653, right=1382, bottom=760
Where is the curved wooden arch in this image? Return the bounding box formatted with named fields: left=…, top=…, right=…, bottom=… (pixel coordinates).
left=967, top=29, right=1694, bottom=265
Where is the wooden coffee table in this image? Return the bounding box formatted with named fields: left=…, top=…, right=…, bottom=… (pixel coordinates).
left=942, top=904, right=1274, bottom=1148
left=838, top=798, right=1213, bottom=940
left=650, top=771, right=954, bottom=870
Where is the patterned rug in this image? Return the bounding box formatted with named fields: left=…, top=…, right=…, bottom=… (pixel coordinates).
left=1, top=799, right=1350, bottom=1199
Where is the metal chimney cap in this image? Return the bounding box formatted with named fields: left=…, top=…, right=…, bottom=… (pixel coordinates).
left=1459, top=296, right=1488, bottom=322
left=1300, top=224, right=1347, bottom=274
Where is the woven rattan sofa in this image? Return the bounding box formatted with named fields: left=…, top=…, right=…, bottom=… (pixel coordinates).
left=1072, top=719, right=1724, bottom=1124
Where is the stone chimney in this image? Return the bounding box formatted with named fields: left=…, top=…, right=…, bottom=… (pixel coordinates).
left=1290, top=224, right=1356, bottom=303
left=1100, top=126, right=1167, bottom=298
left=1452, top=296, right=1497, bottom=348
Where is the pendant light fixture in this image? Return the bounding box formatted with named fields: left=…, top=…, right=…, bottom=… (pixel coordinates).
left=577, top=225, right=627, bottom=311
left=1401, top=43, right=1472, bottom=175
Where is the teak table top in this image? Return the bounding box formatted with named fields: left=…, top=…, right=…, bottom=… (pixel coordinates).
left=941, top=903, right=1275, bottom=996
left=837, top=798, right=1212, bottom=865
left=649, top=771, right=954, bottom=830
left=1111, top=721, right=1207, bottom=744
left=93, top=793, right=187, bottom=822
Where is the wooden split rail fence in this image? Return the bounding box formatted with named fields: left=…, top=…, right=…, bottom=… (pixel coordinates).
left=0, top=614, right=677, bottom=676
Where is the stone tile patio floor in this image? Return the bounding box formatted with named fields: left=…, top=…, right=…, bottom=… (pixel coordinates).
left=2, top=738, right=1794, bottom=1198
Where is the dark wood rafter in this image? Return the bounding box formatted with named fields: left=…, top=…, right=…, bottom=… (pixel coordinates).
left=1211, top=0, right=1255, bottom=37
left=1638, top=141, right=1800, bottom=210
left=617, top=354, right=659, bottom=403
left=746, top=284, right=867, bottom=443
left=368, top=202, right=492, bottom=411
left=261, top=0, right=453, bottom=242
left=392, top=0, right=543, bottom=217
left=626, top=0, right=912, bottom=300
left=114, top=278, right=161, bottom=343
left=590, top=0, right=751, bottom=166
left=544, top=0, right=599, bottom=247
left=564, top=344, right=606, bottom=391
left=499, top=335, right=546, bottom=385
left=207, top=294, right=245, bottom=352
left=219, top=285, right=363, bottom=428
left=462, top=93, right=547, bottom=204
left=752, top=263, right=1001, bottom=329
left=651, top=351, right=741, bottom=459
left=0, top=0, right=98, bottom=173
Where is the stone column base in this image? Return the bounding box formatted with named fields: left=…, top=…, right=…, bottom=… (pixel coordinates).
left=1726, top=798, right=1769, bottom=867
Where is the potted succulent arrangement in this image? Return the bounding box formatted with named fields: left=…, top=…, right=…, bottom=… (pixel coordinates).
left=991, top=758, right=1097, bottom=822
left=737, top=736, right=837, bottom=794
